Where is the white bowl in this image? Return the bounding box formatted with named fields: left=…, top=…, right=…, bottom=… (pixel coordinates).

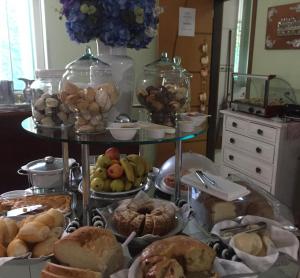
left=107, top=127, right=139, bottom=140
left=146, top=128, right=165, bottom=139
left=178, top=121, right=194, bottom=132
left=181, top=112, right=210, bottom=127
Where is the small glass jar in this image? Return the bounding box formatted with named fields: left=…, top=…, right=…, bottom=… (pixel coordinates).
left=136, top=52, right=190, bottom=127
left=60, top=48, right=119, bottom=133
left=31, top=69, right=74, bottom=128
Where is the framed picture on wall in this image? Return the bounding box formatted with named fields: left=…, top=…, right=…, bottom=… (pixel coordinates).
left=265, top=2, right=300, bottom=49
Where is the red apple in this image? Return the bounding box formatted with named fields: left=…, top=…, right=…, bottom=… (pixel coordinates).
left=105, top=147, right=120, bottom=160
left=107, top=163, right=124, bottom=179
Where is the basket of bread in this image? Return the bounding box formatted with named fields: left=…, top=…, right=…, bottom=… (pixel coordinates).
left=0, top=208, right=65, bottom=261
left=211, top=215, right=299, bottom=273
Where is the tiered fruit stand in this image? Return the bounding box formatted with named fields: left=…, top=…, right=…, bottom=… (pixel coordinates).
left=21, top=117, right=206, bottom=225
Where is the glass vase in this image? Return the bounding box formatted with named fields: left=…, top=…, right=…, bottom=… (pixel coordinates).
left=96, top=39, right=134, bottom=122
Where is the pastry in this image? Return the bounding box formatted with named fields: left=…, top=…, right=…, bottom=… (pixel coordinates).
left=112, top=198, right=176, bottom=236
left=140, top=235, right=216, bottom=277
left=54, top=227, right=123, bottom=275
left=18, top=221, right=50, bottom=243
left=0, top=243, right=6, bottom=257
left=32, top=236, right=58, bottom=258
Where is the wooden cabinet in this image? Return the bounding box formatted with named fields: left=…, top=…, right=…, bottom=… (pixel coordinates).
left=220, top=110, right=300, bottom=214
left=156, top=0, right=214, bottom=165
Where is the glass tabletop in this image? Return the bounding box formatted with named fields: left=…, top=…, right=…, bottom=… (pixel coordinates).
left=21, top=117, right=206, bottom=145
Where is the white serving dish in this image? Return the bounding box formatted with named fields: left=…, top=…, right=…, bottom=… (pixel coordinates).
left=107, top=127, right=140, bottom=140
left=181, top=112, right=210, bottom=127
left=178, top=120, right=194, bottom=132
left=145, top=127, right=165, bottom=139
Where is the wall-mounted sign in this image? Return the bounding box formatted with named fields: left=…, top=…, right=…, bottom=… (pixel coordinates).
left=178, top=7, right=196, bottom=37
left=265, top=2, right=300, bottom=49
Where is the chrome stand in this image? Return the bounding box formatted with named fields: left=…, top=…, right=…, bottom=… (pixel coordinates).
left=62, top=142, right=69, bottom=192
left=81, top=144, right=90, bottom=226
left=175, top=135, right=182, bottom=203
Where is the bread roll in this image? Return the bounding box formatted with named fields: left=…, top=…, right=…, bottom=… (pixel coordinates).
left=44, top=262, right=103, bottom=278
left=18, top=215, right=36, bottom=229
left=3, top=218, right=18, bottom=246
left=0, top=243, right=6, bottom=257
left=47, top=209, right=64, bottom=227
left=7, top=238, right=29, bottom=257
left=34, top=212, right=56, bottom=228
left=0, top=219, right=8, bottom=245
left=18, top=221, right=50, bottom=243
left=232, top=232, right=263, bottom=256
left=54, top=227, right=123, bottom=275
left=49, top=227, right=63, bottom=238
left=141, top=235, right=216, bottom=273
left=32, top=236, right=58, bottom=258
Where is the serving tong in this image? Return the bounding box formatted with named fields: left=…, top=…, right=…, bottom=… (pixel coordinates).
left=195, top=170, right=217, bottom=188
left=219, top=221, right=267, bottom=238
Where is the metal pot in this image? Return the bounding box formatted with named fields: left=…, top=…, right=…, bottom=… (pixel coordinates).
left=18, top=156, right=76, bottom=189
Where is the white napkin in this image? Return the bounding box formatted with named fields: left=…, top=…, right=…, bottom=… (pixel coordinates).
left=181, top=170, right=250, bottom=201
left=211, top=215, right=299, bottom=273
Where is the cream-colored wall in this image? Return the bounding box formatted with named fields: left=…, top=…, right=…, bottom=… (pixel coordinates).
left=252, top=0, right=300, bottom=98
left=43, top=0, right=158, bottom=87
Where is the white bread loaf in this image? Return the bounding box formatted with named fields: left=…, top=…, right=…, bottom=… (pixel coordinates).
left=54, top=227, right=124, bottom=275
left=7, top=238, right=29, bottom=257
left=41, top=270, right=66, bottom=278
left=44, top=262, right=102, bottom=278
left=18, top=221, right=50, bottom=243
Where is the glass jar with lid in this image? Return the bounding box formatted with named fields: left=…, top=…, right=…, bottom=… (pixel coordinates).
left=60, top=48, right=119, bottom=133
left=136, top=52, right=190, bottom=127
left=31, top=69, right=74, bottom=128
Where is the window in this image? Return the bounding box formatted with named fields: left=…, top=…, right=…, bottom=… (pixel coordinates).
left=0, top=0, right=46, bottom=91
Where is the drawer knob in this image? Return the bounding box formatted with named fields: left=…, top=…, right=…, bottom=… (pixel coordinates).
left=230, top=138, right=235, bottom=144
left=256, top=167, right=262, bottom=174
left=232, top=122, right=238, bottom=128
left=229, top=155, right=234, bottom=161
left=256, top=147, right=262, bottom=153
left=257, top=129, right=263, bottom=135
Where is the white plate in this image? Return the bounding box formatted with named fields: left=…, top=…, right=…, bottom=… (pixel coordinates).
left=0, top=190, right=31, bottom=200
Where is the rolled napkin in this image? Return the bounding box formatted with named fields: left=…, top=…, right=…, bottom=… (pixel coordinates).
left=181, top=169, right=250, bottom=201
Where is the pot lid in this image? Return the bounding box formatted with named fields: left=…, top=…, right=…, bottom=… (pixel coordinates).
left=26, top=156, right=64, bottom=172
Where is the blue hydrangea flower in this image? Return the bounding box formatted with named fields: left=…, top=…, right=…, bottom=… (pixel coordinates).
left=59, top=0, right=160, bottom=49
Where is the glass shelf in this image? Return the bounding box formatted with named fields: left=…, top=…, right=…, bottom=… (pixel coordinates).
left=21, top=117, right=206, bottom=145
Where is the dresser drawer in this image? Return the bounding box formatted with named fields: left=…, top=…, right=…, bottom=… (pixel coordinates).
left=225, top=116, right=249, bottom=135
left=224, top=131, right=275, bottom=163
left=248, top=122, right=277, bottom=144
left=223, top=148, right=274, bottom=185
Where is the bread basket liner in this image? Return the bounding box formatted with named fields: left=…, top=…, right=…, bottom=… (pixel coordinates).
left=101, top=191, right=191, bottom=244
left=211, top=215, right=299, bottom=273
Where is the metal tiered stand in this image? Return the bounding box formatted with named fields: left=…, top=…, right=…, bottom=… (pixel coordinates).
left=21, top=117, right=206, bottom=225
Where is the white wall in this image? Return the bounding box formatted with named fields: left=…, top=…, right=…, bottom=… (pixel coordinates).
left=252, top=0, right=300, bottom=99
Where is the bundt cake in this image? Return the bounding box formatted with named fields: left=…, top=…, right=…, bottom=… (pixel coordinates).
left=112, top=198, right=176, bottom=237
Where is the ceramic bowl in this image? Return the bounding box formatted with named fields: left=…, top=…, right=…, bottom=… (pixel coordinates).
left=181, top=112, right=210, bottom=127
left=107, top=126, right=140, bottom=140
left=178, top=121, right=194, bottom=132
left=146, top=128, right=166, bottom=139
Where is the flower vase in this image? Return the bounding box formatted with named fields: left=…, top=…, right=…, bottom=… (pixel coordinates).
left=96, top=40, right=134, bottom=121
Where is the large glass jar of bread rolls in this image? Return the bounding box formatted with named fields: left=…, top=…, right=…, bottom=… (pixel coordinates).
left=31, top=69, right=75, bottom=128
left=59, top=48, right=119, bottom=133
left=136, top=52, right=190, bottom=127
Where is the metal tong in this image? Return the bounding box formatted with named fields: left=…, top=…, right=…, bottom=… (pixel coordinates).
left=219, top=221, right=267, bottom=237
left=195, top=170, right=217, bottom=188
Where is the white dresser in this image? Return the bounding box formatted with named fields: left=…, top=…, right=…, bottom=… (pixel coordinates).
left=220, top=110, right=300, bottom=212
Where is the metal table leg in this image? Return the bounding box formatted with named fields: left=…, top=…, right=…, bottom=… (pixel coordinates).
left=175, top=139, right=182, bottom=203
left=62, top=142, right=69, bottom=192
left=81, top=144, right=90, bottom=226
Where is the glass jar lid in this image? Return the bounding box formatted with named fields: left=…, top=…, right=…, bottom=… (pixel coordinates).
left=172, top=56, right=192, bottom=79
left=65, top=47, right=109, bottom=72
left=144, top=52, right=175, bottom=74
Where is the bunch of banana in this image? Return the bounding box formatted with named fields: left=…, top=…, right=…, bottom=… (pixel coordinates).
left=89, top=152, right=151, bottom=193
